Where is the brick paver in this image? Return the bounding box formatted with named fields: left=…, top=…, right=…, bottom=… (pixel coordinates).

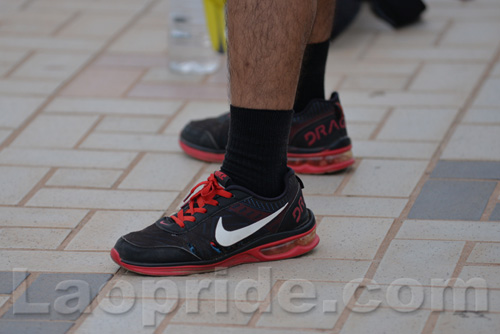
left=1, top=0, right=500, bottom=333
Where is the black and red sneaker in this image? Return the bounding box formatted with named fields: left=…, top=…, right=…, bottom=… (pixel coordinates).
left=180, top=92, right=354, bottom=174
left=111, top=169, right=319, bottom=276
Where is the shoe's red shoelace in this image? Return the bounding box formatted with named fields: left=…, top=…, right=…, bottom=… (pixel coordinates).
left=171, top=174, right=232, bottom=228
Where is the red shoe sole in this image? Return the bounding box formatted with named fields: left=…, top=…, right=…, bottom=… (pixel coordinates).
left=180, top=140, right=355, bottom=174
left=111, top=225, right=319, bottom=276
left=180, top=140, right=225, bottom=163
left=288, top=145, right=355, bottom=174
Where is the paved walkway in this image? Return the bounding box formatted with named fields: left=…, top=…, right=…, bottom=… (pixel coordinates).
left=1, top=0, right=500, bottom=333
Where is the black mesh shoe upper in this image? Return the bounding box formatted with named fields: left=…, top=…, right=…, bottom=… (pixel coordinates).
left=180, top=113, right=230, bottom=153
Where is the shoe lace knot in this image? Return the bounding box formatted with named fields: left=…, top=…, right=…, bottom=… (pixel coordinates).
left=171, top=174, right=232, bottom=228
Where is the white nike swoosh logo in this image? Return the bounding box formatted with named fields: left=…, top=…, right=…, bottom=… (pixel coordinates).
left=215, top=203, right=288, bottom=247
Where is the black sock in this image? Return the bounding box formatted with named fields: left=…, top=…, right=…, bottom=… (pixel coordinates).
left=221, top=105, right=293, bottom=197
left=294, top=40, right=330, bottom=112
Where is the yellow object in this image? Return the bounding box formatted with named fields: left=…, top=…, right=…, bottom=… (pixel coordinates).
left=203, top=0, right=227, bottom=53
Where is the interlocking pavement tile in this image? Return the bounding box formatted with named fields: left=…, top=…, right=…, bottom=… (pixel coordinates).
left=96, top=116, right=165, bottom=133
left=206, top=63, right=230, bottom=85
left=492, top=63, right=500, bottom=77
left=0, top=11, right=74, bottom=35
left=344, top=106, right=387, bottom=123
left=0, top=228, right=70, bottom=250
left=80, top=133, right=180, bottom=152
left=0, top=96, right=45, bottom=129
left=365, top=46, right=492, bottom=62
left=45, top=97, right=182, bottom=116
left=11, top=115, right=98, bottom=149
left=397, top=220, right=500, bottom=242
left=343, top=159, right=428, bottom=197
left=119, top=153, right=204, bottom=191
left=128, top=83, right=227, bottom=101
left=0, top=166, right=49, bottom=205
left=46, top=168, right=122, bottom=188
left=372, top=31, right=439, bottom=47
left=473, top=78, right=500, bottom=108
left=326, top=60, right=419, bottom=76
left=340, top=308, right=430, bottom=334
left=0, top=250, right=117, bottom=273
left=0, top=64, right=11, bottom=76
left=171, top=299, right=253, bottom=325
left=142, top=67, right=204, bottom=83
left=0, top=295, right=9, bottom=308
left=0, top=0, right=22, bottom=13
left=312, top=217, right=393, bottom=260
left=93, top=53, right=167, bottom=68
left=163, top=101, right=229, bottom=135
left=440, top=20, right=500, bottom=46
left=108, top=28, right=167, bottom=54
left=118, top=265, right=274, bottom=301
left=326, top=76, right=345, bottom=93
left=347, top=123, right=377, bottom=140
left=307, top=196, right=407, bottom=217
left=57, top=14, right=130, bottom=39
left=431, top=160, right=500, bottom=180
left=0, top=36, right=105, bottom=51
left=330, top=31, right=375, bottom=60
left=0, top=79, right=61, bottom=96
left=325, top=73, right=348, bottom=92
left=256, top=282, right=346, bottom=329
left=0, top=148, right=137, bottom=169
left=373, top=240, right=465, bottom=285
left=300, top=174, right=344, bottom=195
left=164, top=325, right=314, bottom=334
left=2, top=273, right=111, bottom=321
left=27, top=0, right=148, bottom=13
left=270, top=258, right=370, bottom=282
left=0, top=320, right=74, bottom=334
left=116, top=263, right=274, bottom=301
left=442, top=125, right=500, bottom=160
left=468, top=243, right=500, bottom=264
left=353, top=141, right=438, bottom=159
left=408, top=180, right=496, bottom=220
left=341, top=75, right=408, bottom=90
left=490, top=204, right=500, bottom=221
left=0, top=50, right=29, bottom=64
left=377, top=108, right=458, bottom=141
left=0, top=207, right=88, bottom=228
left=60, top=67, right=144, bottom=97
left=76, top=298, right=174, bottom=334
left=409, top=63, right=485, bottom=93
left=0, top=130, right=11, bottom=145
left=27, top=188, right=178, bottom=210
left=356, top=285, right=499, bottom=313
left=0, top=271, right=29, bottom=294
left=338, top=91, right=464, bottom=108
left=463, top=108, right=500, bottom=124
left=417, top=5, right=500, bottom=21
left=433, top=312, right=500, bottom=334
left=459, top=266, right=500, bottom=289
left=66, top=210, right=162, bottom=251
left=12, top=52, right=92, bottom=80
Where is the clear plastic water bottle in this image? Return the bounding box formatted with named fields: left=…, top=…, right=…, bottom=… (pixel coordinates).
left=168, top=0, right=222, bottom=74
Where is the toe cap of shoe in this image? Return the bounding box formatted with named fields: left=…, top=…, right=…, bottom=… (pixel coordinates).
left=181, top=123, right=219, bottom=149
left=113, top=237, right=201, bottom=265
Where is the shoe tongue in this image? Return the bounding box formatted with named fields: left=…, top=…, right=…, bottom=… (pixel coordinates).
left=214, top=170, right=233, bottom=188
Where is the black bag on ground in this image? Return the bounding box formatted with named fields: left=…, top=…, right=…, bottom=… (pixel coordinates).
left=370, top=0, right=427, bottom=28
left=330, top=0, right=427, bottom=41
